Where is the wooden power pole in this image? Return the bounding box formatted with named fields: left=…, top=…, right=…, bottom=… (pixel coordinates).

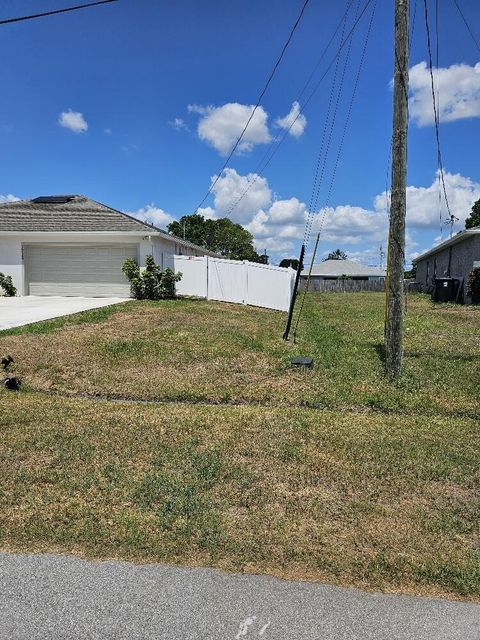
left=385, top=0, right=409, bottom=379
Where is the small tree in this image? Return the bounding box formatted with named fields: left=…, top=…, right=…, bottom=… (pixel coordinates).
left=122, top=256, right=181, bottom=300
left=465, top=199, right=480, bottom=230
left=0, top=273, right=16, bottom=297
left=466, top=266, right=480, bottom=304
left=167, top=214, right=266, bottom=262
left=325, top=249, right=348, bottom=261
left=404, top=264, right=417, bottom=279
left=279, top=258, right=300, bottom=270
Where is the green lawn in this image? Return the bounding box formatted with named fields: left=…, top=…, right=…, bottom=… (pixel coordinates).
left=0, top=293, right=479, bottom=599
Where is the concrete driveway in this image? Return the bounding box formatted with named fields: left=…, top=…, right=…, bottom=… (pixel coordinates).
left=0, top=296, right=129, bottom=330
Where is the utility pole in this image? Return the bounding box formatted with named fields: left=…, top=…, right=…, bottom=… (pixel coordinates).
left=385, top=0, right=409, bottom=379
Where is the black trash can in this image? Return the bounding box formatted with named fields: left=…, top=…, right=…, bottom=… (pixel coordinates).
left=432, top=278, right=458, bottom=302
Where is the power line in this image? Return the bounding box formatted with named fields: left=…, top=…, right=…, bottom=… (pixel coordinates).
left=292, top=0, right=378, bottom=341
left=0, top=0, right=119, bottom=26
left=221, top=0, right=357, bottom=221
left=452, top=0, right=480, bottom=55
left=423, top=0, right=453, bottom=227
left=191, top=0, right=312, bottom=215
left=304, top=0, right=359, bottom=247
left=221, top=0, right=375, bottom=221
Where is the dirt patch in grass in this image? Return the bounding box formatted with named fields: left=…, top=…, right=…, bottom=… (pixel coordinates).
left=0, top=294, right=479, bottom=416
left=0, top=391, right=478, bottom=600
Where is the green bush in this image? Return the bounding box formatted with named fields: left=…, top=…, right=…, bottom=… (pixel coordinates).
left=466, top=267, right=480, bottom=304
left=0, top=272, right=17, bottom=297
left=122, top=255, right=182, bottom=300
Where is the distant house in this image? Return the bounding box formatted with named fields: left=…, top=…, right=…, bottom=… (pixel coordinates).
left=299, top=259, right=386, bottom=292
left=413, top=226, right=480, bottom=303
left=301, top=259, right=386, bottom=281
left=0, top=195, right=218, bottom=297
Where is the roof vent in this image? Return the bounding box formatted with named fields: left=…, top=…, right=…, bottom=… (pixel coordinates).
left=31, top=195, right=76, bottom=204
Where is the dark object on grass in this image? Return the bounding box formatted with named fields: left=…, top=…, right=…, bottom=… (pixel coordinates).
left=4, top=376, right=21, bottom=391
left=1, top=355, right=13, bottom=370
left=291, top=356, right=314, bottom=369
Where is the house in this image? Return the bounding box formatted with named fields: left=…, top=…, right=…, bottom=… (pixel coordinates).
left=0, top=195, right=217, bottom=297
left=301, top=259, right=386, bottom=282
left=413, top=226, right=480, bottom=303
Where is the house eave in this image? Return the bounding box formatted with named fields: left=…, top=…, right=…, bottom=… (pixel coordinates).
left=413, top=228, right=480, bottom=263
left=0, top=230, right=158, bottom=236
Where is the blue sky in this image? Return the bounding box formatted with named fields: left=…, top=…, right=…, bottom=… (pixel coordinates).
left=0, top=0, right=479, bottom=266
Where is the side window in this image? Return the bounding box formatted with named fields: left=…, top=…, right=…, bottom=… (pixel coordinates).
left=426, top=261, right=430, bottom=284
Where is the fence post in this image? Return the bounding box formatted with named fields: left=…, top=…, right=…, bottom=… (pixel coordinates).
left=206, top=255, right=210, bottom=300
left=243, top=261, right=248, bottom=305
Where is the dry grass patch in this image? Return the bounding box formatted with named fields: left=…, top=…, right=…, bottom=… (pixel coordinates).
left=0, top=294, right=478, bottom=415
left=0, top=390, right=478, bottom=599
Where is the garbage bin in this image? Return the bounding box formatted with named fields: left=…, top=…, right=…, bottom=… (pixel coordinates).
left=432, top=278, right=458, bottom=302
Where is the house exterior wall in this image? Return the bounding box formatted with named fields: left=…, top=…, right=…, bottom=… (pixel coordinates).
left=1, top=232, right=212, bottom=296
left=0, top=237, right=23, bottom=294
left=0, top=234, right=147, bottom=296
left=415, top=235, right=480, bottom=302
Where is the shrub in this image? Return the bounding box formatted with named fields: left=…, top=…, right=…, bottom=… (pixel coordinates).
left=0, top=273, right=17, bottom=297
left=466, top=267, right=480, bottom=304
left=122, top=256, right=182, bottom=300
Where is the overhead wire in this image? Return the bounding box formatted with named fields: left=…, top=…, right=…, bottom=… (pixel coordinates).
left=191, top=0, right=312, bottom=215
left=303, top=0, right=356, bottom=247
left=222, top=0, right=356, bottom=221
left=451, top=0, right=480, bottom=55
left=423, top=0, right=453, bottom=230
left=0, top=0, right=119, bottom=26
left=221, top=0, right=375, bottom=221
left=292, top=0, right=378, bottom=341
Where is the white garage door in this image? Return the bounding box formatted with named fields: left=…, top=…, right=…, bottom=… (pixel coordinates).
left=25, top=244, right=137, bottom=297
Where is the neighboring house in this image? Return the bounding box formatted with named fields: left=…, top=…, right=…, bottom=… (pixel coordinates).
left=413, top=226, right=480, bottom=303
left=0, top=195, right=218, bottom=297
left=301, top=259, right=386, bottom=282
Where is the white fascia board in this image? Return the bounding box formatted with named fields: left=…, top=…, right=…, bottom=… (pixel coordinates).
left=413, top=228, right=480, bottom=263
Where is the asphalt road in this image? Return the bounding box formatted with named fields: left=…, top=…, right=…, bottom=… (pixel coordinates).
left=0, top=552, right=478, bottom=639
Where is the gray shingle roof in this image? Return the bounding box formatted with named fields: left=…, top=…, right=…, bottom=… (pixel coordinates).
left=0, top=195, right=154, bottom=233
left=301, top=259, right=386, bottom=277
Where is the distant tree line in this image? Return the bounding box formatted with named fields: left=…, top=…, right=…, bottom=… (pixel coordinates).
left=168, top=214, right=268, bottom=263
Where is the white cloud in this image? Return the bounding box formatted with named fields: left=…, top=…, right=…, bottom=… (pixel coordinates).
left=210, top=168, right=272, bottom=223
left=169, top=117, right=189, bottom=131
left=58, top=109, right=88, bottom=134
left=409, top=61, right=480, bottom=126
left=268, top=197, right=307, bottom=223
left=130, top=204, right=175, bottom=230
left=275, top=101, right=307, bottom=137
left=373, top=172, right=480, bottom=230
left=0, top=194, right=20, bottom=203
left=187, top=104, right=209, bottom=115
left=193, top=103, right=271, bottom=155
left=198, top=169, right=479, bottom=264
left=104, top=128, right=112, bottom=135
left=197, top=206, right=217, bottom=220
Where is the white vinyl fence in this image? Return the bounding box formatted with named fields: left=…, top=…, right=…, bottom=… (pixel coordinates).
left=173, top=255, right=295, bottom=312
